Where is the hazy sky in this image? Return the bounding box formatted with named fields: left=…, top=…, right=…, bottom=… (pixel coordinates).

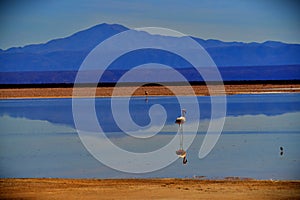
left=0, top=0, right=299, bottom=49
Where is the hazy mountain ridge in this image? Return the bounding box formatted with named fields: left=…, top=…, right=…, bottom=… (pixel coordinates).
left=1, top=65, right=299, bottom=84
left=0, top=23, right=299, bottom=83
left=4, top=23, right=128, bottom=54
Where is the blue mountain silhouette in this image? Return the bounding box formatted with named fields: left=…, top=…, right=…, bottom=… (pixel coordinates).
left=0, top=23, right=299, bottom=83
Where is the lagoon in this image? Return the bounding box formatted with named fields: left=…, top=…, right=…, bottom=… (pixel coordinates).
left=0, top=94, right=299, bottom=179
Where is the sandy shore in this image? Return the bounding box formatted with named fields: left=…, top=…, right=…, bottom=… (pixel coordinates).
left=0, top=84, right=300, bottom=99
left=1, top=178, right=299, bottom=199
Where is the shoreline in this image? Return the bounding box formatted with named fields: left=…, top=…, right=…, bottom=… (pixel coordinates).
left=1, top=178, right=299, bottom=199
left=0, top=83, right=300, bottom=99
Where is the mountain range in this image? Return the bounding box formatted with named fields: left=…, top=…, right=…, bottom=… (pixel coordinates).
left=0, top=23, right=299, bottom=83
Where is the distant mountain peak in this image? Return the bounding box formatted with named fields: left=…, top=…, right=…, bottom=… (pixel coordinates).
left=6, top=23, right=128, bottom=54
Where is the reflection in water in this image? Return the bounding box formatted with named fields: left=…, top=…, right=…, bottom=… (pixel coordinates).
left=0, top=94, right=300, bottom=179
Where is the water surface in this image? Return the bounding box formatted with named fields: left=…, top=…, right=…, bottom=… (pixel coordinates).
left=0, top=94, right=299, bottom=179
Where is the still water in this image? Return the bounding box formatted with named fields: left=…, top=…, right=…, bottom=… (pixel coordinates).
left=0, top=94, right=299, bottom=179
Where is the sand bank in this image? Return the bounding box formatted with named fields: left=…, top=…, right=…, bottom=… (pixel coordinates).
left=0, top=84, right=300, bottom=99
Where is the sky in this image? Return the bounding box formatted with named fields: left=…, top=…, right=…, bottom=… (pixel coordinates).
left=0, top=0, right=299, bottom=50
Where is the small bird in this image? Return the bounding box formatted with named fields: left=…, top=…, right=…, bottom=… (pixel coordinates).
left=145, top=91, right=149, bottom=102
left=175, top=109, right=186, bottom=125
left=280, top=146, right=284, bottom=156
left=280, top=146, right=283, bottom=151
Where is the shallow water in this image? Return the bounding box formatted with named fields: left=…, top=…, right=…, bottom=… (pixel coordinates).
left=0, top=94, right=299, bottom=179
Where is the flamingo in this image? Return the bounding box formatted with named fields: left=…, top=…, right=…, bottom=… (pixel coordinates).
left=175, top=109, right=186, bottom=125
left=175, top=109, right=187, bottom=164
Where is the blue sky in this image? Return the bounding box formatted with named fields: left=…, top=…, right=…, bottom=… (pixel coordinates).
left=0, top=0, right=299, bottom=49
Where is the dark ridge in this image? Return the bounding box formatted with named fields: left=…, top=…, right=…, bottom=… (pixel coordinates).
left=1, top=65, right=300, bottom=85
left=1, top=80, right=300, bottom=89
